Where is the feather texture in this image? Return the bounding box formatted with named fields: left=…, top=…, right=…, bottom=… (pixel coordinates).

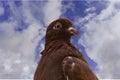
left=34, top=18, right=98, bottom=80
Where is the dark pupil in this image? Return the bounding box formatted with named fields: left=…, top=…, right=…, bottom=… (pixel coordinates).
left=56, top=25, right=59, bottom=28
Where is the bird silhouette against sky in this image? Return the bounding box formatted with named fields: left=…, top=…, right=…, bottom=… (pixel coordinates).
left=34, top=18, right=98, bottom=80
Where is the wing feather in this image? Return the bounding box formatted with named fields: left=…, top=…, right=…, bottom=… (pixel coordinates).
left=62, top=56, right=98, bottom=80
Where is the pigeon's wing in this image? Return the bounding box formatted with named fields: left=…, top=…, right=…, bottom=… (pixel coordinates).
left=62, top=56, right=98, bottom=80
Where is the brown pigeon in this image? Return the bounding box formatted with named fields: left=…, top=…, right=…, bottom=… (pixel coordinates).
left=34, top=18, right=98, bottom=80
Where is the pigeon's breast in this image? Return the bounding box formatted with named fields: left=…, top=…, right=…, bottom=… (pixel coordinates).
left=39, top=40, right=86, bottom=80
left=40, top=43, right=69, bottom=79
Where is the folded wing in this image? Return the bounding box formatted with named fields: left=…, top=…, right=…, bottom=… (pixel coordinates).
left=62, top=56, right=98, bottom=80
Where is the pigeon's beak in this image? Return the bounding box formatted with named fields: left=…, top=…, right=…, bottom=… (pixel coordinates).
left=68, top=27, right=79, bottom=35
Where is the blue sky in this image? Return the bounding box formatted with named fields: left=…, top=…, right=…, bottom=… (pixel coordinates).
left=0, top=0, right=120, bottom=79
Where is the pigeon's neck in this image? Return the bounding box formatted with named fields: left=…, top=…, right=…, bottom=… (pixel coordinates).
left=45, top=35, right=71, bottom=46
left=45, top=39, right=70, bottom=47
left=41, top=40, right=72, bottom=56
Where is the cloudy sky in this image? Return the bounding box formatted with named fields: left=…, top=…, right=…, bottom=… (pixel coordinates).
left=0, top=0, right=120, bottom=79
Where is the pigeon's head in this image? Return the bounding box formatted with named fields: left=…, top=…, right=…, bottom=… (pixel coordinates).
left=45, top=18, right=79, bottom=43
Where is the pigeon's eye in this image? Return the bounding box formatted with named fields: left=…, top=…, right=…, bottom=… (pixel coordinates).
left=53, top=22, right=62, bottom=30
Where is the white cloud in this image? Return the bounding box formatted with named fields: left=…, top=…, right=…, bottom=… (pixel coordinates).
left=0, top=3, right=45, bottom=78
left=0, top=5, right=4, bottom=15
left=74, top=13, right=96, bottom=26
left=0, top=19, right=42, bottom=79
left=97, top=0, right=120, bottom=21
left=61, top=1, right=74, bottom=14
left=85, top=7, right=96, bottom=13
left=43, top=0, right=62, bottom=25
left=77, top=1, right=120, bottom=79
